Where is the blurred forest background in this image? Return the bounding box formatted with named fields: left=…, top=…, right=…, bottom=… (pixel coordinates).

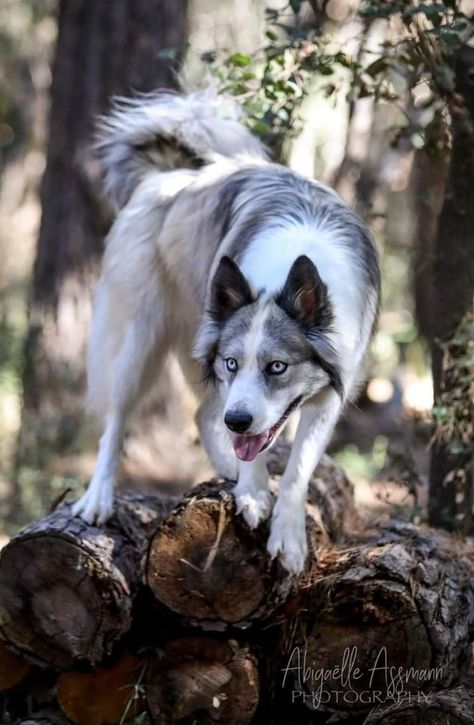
left=0, top=0, right=472, bottom=539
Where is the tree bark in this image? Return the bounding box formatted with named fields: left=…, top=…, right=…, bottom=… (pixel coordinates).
left=364, top=682, right=474, bottom=725
left=429, top=45, right=474, bottom=533
left=14, top=0, right=188, bottom=522
left=279, top=520, right=474, bottom=721
left=408, top=150, right=447, bottom=340
left=146, top=448, right=356, bottom=630
left=0, top=493, right=176, bottom=669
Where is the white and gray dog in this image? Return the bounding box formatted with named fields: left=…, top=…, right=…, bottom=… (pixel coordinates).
left=73, top=89, right=380, bottom=573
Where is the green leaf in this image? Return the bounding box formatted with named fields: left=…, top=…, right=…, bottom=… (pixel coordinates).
left=441, top=31, right=463, bottom=47
left=365, top=57, right=388, bottom=78
left=157, top=46, right=181, bottom=60
left=318, top=65, right=334, bottom=75
left=200, top=51, right=216, bottom=64
left=250, top=120, right=272, bottom=135
left=289, top=0, right=303, bottom=13
left=264, top=7, right=279, bottom=21
left=227, top=52, right=252, bottom=67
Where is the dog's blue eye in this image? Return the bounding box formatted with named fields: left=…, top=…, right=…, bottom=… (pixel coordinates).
left=267, top=361, right=287, bottom=375
left=225, top=357, right=238, bottom=373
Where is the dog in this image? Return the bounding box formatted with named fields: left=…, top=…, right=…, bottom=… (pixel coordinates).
left=72, top=89, right=380, bottom=573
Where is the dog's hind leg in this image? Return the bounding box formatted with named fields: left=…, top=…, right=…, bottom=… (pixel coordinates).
left=73, top=287, right=168, bottom=524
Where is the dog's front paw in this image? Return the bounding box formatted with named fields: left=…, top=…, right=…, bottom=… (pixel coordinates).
left=267, top=502, right=307, bottom=574
left=72, top=484, right=114, bottom=525
left=233, top=485, right=274, bottom=529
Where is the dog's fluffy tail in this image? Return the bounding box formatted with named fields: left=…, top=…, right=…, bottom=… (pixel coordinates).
left=96, top=87, right=268, bottom=209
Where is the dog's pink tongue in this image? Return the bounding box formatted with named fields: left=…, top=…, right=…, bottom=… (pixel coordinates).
left=233, top=432, right=270, bottom=461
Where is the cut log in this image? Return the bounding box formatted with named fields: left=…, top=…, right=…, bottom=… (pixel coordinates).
left=146, top=449, right=356, bottom=629
left=146, top=637, right=259, bottom=725
left=57, top=652, right=146, bottom=725
left=0, top=493, right=176, bottom=669
left=0, top=639, right=29, bottom=692
left=364, top=683, right=474, bottom=724
left=280, top=520, right=474, bottom=720
left=15, top=712, right=72, bottom=725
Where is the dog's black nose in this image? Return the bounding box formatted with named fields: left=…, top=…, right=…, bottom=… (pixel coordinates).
left=224, top=410, right=253, bottom=433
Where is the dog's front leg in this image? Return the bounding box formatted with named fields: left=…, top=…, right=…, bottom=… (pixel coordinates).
left=233, top=455, right=273, bottom=529
left=72, top=412, right=123, bottom=524
left=196, top=392, right=239, bottom=481
left=268, top=389, right=342, bottom=573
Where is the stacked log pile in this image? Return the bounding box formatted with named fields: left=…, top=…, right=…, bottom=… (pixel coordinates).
left=0, top=444, right=473, bottom=724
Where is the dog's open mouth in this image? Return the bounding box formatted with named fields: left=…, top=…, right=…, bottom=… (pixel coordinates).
left=232, top=396, right=303, bottom=462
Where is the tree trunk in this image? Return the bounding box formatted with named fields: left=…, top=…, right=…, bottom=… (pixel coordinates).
left=429, top=45, right=474, bottom=533
left=14, top=0, right=188, bottom=523
left=0, top=493, right=176, bottom=669
left=146, top=448, right=357, bottom=629
left=408, top=150, right=447, bottom=340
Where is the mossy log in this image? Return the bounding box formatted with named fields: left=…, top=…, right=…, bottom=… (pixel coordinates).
left=0, top=493, right=176, bottom=668
left=280, top=520, right=474, bottom=721
left=146, top=451, right=356, bottom=629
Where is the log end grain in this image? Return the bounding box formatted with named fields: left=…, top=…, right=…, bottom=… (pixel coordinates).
left=0, top=493, right=176, bottom=668
left=146, top=482, right=288, bottom=628
left=0, top=639, right=29, bottom=691
left=146, top=638, right=259, bottom=725
left=0, top=532, right=130, bottom=669
left=57, top=652, right=146, bottom=725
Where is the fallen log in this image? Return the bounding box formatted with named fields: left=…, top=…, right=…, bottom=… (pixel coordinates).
left=363, top=682, right=474, bottom=724
left=0, top=493, right=176, bottom=669
left=15, top=712, right=72, bottom=725
left=146, top=451, right=356, bottom=629
left=57, top=652, right=146, bottom=725
left=146, top=637, right=259, bottom=724
left=0, top=639, right=29, bottom=692
left=279, top=520, right=474, bottom=720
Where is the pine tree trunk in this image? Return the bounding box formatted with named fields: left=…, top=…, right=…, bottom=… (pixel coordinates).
left=429, top=46, right=474, bottom=533
left=408, top=150, right=447, bottom=340
left=14, top=0, right=188, bottom=523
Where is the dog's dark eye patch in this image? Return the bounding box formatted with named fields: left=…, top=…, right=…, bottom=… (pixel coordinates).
left=262, top=304, right=343, bottom=398
left=309, top=348, right=343, bottom=398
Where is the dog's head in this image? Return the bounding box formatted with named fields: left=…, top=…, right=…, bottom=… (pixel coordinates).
left=194, top=255, right=343, bottom=461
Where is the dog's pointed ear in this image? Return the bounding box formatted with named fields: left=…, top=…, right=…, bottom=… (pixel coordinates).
left=210, top=256, right=253, bottom=323
left=276, top=255, right=332, bottom=328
